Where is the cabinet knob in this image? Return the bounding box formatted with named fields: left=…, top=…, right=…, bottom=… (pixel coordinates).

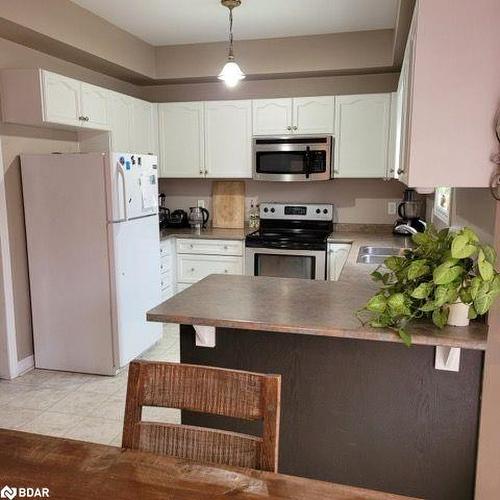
left=204, top=169, right=208, bottom=175
left=397, top=168, right=405, bottom=175
left=85, top=116, right=90, bottom=121
left=223, top=245, right=228, bottom=250
left=224, top=269, right=228, bottom=273
left=287, top=126, right=292, bottom=131
left=190, top=267, right=195, bottom=272
left=293, top=126, right=298, bottom=130
left=78, top=116, right=85, bottom=121
left=190, top=244, right=194, bottom=248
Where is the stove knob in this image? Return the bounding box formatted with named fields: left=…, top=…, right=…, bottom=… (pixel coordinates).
left=323, top=209, right=328, bottom=214
left=270, top=208, right=275, bottom=213
left=316, top=208, right=321, bottom=214
left=263, top=207, right=269, bottom=213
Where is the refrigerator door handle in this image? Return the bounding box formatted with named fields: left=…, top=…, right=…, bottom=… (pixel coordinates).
left=117, top=162, right=129, bottom=221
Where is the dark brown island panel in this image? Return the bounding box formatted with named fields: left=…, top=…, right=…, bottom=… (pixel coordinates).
left=179, top=326, right=482, bottom=500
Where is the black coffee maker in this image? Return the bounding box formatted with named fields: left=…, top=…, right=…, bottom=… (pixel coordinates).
left=393, top=188, right=427, bottom=235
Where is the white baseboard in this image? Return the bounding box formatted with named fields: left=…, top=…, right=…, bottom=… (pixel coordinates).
left=16, top=355, right=34, bottom=376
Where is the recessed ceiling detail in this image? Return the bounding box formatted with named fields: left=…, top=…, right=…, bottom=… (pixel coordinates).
left=70, top=0, right=399, bottom=46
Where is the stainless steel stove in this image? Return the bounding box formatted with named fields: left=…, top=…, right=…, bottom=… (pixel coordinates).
left=245, top=202, right=333, bottom=280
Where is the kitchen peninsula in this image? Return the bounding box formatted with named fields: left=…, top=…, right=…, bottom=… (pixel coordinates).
left=148, top=248, right=487, bottom=500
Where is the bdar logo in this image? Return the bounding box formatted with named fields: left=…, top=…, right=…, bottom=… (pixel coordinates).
left=0, top=486, right=17, bottom=500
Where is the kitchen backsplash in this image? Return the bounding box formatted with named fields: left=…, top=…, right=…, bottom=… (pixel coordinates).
left=158, top=178, right=406, bottom=225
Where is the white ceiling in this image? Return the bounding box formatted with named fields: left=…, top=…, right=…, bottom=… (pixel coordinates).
left=70, top=0, right=399, bottom=46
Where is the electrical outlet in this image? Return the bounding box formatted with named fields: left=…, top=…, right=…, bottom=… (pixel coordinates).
left=197, top=199, right=205, bottom=209
left=388, top=202, right=397, bottom=215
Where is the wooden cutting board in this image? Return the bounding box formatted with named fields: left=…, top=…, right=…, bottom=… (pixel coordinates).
left=212, top=181, right=246, bottom=229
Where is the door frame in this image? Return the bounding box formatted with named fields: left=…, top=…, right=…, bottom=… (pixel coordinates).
left=0, top=137, right=19, bottom=379
left=475, top=199, right=500, bottom=498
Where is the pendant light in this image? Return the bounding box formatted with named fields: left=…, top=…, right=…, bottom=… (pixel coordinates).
left=218, top=0, right=246, bottom=87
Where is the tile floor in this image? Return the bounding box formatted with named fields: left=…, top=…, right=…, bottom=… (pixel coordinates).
left=0, top=324, right=180, bottom=447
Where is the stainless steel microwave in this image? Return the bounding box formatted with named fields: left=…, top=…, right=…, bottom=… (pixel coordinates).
left=252, top=135, right=333, bottom=182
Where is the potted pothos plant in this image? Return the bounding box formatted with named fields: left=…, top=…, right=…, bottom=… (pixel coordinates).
left=357, top=226, right=500, bottom=346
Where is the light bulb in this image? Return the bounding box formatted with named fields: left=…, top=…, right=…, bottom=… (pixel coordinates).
left=218, top=59, right=246, bottom=87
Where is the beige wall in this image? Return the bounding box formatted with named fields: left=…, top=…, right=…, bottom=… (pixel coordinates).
left=159, top=178, right=406, bottom=225
left=142, top=73, right=399, bottom=102
left=0, top=126, right=78, bottom=361
left=0, top=0, right=155, bottom=79
left=155, top=30, right=394, bottom=81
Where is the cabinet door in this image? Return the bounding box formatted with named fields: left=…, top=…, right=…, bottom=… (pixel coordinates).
left=80, top=83, right=109, bottom=130
left=42, top=71, right=81, bottom=126
left=293, top=96, right=335, bottom=134
left=204, top=100, right=252, bottom=178
left=334, top=94, right=391, bottom=178
left=252, top=98, right=293, bottom=135
left=130, top=99, right=154, bottom=154
left=108, top=92, right=133, bottom=152
left=158, top=102, right=204, bottom=178
left=328, top=244, right=351, bottom=281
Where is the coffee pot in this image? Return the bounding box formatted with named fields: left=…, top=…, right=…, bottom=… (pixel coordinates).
left=188, top=206, right=209, bottom=230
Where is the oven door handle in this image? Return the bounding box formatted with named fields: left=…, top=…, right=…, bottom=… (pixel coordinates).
left=304, top=146, right=311, bottom=179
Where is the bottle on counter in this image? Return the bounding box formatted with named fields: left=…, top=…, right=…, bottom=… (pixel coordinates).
left=249, top=201, right=259, bottom=230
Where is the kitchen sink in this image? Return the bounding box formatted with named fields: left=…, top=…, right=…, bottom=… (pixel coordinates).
left=356, top=246, right=405, bottom=264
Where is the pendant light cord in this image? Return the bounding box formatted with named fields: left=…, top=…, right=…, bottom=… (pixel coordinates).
left=228, top=7, right=234, bottom=58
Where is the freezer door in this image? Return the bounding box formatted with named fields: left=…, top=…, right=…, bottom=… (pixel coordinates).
left=107, top=153, right=159, bottom=222
left=109, top=215, right=162, bottom=367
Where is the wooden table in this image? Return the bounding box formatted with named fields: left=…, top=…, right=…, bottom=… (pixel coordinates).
left=0, top=430, right=415, bottom=499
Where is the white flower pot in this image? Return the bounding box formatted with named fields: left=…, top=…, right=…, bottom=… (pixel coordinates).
left=447, top=301, right=470, bottom=327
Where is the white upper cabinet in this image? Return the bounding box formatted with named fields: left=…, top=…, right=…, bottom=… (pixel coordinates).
left=158, top=102, right=204, bottom=178
left=204, top=100, right=252, bottom=178
left=293, top=96, right=335, bottom=134
left=80, top=82, right=109, bottom=130
left=130, top=98, right=156, bottom=154
left=42, top=71, right=81, bottom=127
left=334, top=93, right=392, bottom=178
left=253, top=96, right=334, bottom=135
left=108, top=92, right=133, bottom=153
left=252, top=99, right=293, bottom=135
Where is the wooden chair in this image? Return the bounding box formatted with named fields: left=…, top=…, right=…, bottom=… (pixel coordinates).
left=122, top=360, right=281, bottom=472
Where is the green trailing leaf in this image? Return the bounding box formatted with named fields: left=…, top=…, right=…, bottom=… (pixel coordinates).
left=433, top=262, right=463, bottom=285
left=481, top=245, right=497, bottom=265
left=407, top=260, right=430, bottom=280
left=384, top=256, right=405, bottom=272
left=419, top=300, right=438, bottom=312
left=432, top=307, right=449, bottom=329
left=468, top=305, right=478, bottom=320
left=474, top=292, right=494, bottom=315
left=470, top=276, right=482, bottom=300
left=412, top=232, right=428, bottom=246
left=398, top=328, right=412, bottom=347
left=366, top=294, right=387, bottom=314
left=451, top=234, right=477, bottom=259
left=462, top=227, right=479, bottom=243
left=387, top=293, right=406, bottom=314
left=478, top=259, right=494, bottom=282
left=459, top=287, right=473, bottom=305
left=371, top=270, right=383, bottom=282
left=411, top=282, right=433, bottom=299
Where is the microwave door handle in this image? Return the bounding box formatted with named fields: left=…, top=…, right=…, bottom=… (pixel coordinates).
left=305, top=146, right=311, bottom=179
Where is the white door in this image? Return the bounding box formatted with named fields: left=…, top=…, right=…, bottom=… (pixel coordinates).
left=334, top=94, right=391, bottom=178
left=204, top=100, right=252, bottom=178
left=158, top=102, right=204, bottom=178
left=293, top=96, right=335, bottom=134
left=130, top=99, right=154, bottom=154
left=80, top=82, right=109, bottom=129
left=252, top=98, right=293, bottom=135
left=110, top=216, right=162, bottom=367
left=108, top=92, right=133, bottom=152
left=42, top=71, right=81, bottom=126
left=107, top=153, right=158, bottom=222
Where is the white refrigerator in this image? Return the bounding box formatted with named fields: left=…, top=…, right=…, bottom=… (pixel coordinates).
left=21, top=152, right=162, bottom=375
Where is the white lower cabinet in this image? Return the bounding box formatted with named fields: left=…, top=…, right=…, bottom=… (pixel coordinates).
left=328, top=243, right=351, bottom=281
left=159, top=239, right=175, bottom=301
left=175, top=238, right=243, bottom=291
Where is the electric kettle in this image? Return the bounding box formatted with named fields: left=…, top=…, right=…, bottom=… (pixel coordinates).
left=188, top=206, right=209, bottom=230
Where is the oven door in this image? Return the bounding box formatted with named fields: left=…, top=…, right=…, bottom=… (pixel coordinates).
left=245, top=247, right=327, bottom=280
left=253, top=136, right=333, bottom=182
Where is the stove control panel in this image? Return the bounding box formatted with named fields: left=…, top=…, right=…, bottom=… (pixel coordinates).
left=260, top=203, right=333, bottom=221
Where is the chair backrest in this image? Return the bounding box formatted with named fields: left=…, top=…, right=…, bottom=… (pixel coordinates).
left=122, top=360, right=281, bottom=472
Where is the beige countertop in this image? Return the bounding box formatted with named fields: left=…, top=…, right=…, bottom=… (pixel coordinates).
left=160, top=226, right=251, bottom=241
left=149, top=230, right=488, bottom=351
